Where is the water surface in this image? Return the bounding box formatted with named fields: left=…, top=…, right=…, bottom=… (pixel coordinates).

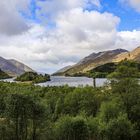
left=0, top=76, right=108, bottom=87
left=37, top=76, right=108, bottom=87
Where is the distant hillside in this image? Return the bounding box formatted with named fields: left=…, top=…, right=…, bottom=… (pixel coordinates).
left=0, top=56, right=34, bottom=76
left=0, top=69, right=11, bottom=79
left=54, top=48, right=128, bottom=76
left=53, top=66, right=72, bottom=76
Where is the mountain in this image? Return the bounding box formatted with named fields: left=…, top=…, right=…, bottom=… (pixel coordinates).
left=9, top=59, right=33, bottom=73
left=0, top=69, right=11, bottom=79
left=0, top=56, right=34, bottom=76
left=54, top=48, right=128, bottom=76
left=53, top=66, right=72, bottom=76
left=113, top=47, right=140, bottom=62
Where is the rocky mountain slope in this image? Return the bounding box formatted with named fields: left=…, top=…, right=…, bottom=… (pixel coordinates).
left=113, top=47, right=140, bottom=62
left=0, top=56, right=34, bottom=76
left=54, top=48, right=128, bottom=76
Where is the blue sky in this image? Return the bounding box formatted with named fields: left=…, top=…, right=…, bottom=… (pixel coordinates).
left=101, top=0, right=140, bottom=31
left=0, top=0, right=140, bottom=73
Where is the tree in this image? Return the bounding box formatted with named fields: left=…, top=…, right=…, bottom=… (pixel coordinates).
left=97, top=100, right=135, bottom=140
left=54, top=116, right=89, bottom=140
left=104, top=114, right=134, bottom=140
left=107, top=60, right=140, bottom=139
left=29, top=99, right=45, bottom=140
left=64, top=87, right=101, bottom=116
left=6, top=93, right=45, bottom=140
left=6, top=94, right=31, bottom=140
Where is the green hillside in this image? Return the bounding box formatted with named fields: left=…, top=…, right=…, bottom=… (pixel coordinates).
left=72, top=61, right=140, bottom=78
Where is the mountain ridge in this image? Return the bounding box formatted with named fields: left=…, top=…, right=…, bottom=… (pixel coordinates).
left=53, top=48, right=133, bottom=76
left=113, top=47, right=140, bottom=62
left=0, top=56, right=34, bottom=76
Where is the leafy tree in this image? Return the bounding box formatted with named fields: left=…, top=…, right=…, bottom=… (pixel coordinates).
left=107, top=60, right=140, bottom=139
left=54, top=116, right=89, bottom=140
left=97, top=100, right=135, bottom=140
left=64, top=87, right=101, bottom=116
left=108, top=60, right=140, bottom=79
left=103, top=114, right=134, bottom=140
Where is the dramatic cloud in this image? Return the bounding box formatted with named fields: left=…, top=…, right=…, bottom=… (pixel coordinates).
left=0, top=8, right=121, bottom=73
left=0, top=0, right=140, bottom=73
left=0, top=0, right=30, bottom=35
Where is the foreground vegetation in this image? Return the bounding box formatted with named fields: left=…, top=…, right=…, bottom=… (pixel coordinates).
left=15, top=72, right=50, bottom=83
left=0, top=60, right=140, bottom=140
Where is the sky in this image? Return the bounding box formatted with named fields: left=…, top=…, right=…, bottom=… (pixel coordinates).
left=0, top=0, right=140, bottom=73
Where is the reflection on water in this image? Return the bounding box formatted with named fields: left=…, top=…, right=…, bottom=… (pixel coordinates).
left=0, top=76, right=109, bottom=87
left=37, top=76, right=108, bottom=87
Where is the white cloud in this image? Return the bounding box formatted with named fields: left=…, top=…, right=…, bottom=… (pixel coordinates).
left=0, top=8, right=121, bottom=73
left=120, top=0, right=140, bottom=12
left=36, top=0, right=101, bottom=24
left=115, top=30, right=140, bottom=50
